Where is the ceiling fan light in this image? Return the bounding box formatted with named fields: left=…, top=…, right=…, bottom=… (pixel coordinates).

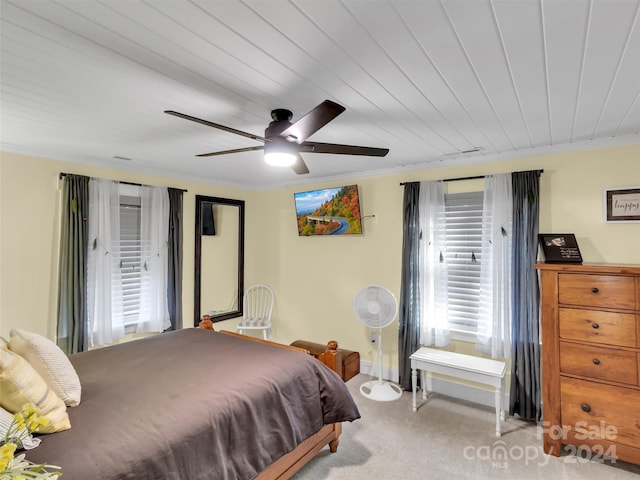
left=264, top=138, right=297, bottom=167
left=264, top=151, right=296, bottom=166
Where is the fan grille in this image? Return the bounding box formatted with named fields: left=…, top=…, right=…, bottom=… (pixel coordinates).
left=353, top=285, right=397, bottom=328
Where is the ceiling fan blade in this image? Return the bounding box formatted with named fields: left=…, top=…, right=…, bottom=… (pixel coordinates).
left=279, top=100, right=345, bottom=144
left=291, top=154, right=310, bottom=175
left=164, top=110, right=266, bottom=142
left=197, top=146, right=264, bottom=157
left=300, top=141, right=389, bottom=157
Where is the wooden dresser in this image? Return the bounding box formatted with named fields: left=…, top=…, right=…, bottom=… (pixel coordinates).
left=537, top=263, right=640, bottom=464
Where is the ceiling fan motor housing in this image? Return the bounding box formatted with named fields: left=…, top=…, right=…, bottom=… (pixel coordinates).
left=270, top=108, right=293, bottom=122
left=266, top=109, right=294, bottom=139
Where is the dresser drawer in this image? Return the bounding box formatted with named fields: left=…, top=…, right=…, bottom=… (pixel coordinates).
left=559, top=342, right=638, bottom=385
left=558, top=274, right=636, bottom=310
left=561, top=377, right=640, bottom=449
left=559, top=308, right=637, bottom=347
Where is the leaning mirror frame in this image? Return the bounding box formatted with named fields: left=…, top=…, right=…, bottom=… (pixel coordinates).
left=194, top=195, right=245, bottom=326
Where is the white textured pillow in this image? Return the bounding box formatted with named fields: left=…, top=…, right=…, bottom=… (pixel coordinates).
left=9, top=329, right=81, bottom=407
left=0, top=337, right=7, bottom=349
left=0, top=348, right=70, bottom=433
left=0, top=406, right=41, bottom=450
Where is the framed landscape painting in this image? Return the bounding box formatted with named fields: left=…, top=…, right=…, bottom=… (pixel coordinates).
left=294, top=185, right=363, bottom=236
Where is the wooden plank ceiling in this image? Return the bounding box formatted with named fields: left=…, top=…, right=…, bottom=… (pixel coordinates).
left=1, top=0, right=638, bottom=189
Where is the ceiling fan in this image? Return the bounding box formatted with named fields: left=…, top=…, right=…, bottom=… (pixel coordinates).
left=164, top=100, right=389, bottom=175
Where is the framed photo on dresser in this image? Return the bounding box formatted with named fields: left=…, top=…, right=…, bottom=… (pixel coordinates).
left=538, top=233, right=583, bottom=263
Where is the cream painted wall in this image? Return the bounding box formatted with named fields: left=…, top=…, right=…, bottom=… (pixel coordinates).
left=0, top=151, right=255, bottom=340
left=253, top=144, right=640, bottom=374
left=1, top=145, right=638, bottom=375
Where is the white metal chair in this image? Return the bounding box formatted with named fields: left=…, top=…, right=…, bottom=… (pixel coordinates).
left=237, top=285, right=275, bottom=340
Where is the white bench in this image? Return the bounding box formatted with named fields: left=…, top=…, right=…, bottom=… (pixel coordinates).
left=410, top=347, right=507, bottom=437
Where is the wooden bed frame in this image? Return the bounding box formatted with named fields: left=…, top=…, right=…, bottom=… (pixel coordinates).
left=218, top=330, right=345, bottom=479
left=256, top=423, right=341, bottom=480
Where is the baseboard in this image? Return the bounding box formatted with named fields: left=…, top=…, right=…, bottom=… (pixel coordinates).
left=359, top=360, right=509, bottom=410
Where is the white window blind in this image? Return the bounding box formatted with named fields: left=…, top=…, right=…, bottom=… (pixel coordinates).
left=444, top=191, right=484, bottom=334
left=119, top=194, right=141, bottom=325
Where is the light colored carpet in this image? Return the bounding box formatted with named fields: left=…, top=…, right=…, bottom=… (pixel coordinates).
left=294, top=374, right=640, bottom=480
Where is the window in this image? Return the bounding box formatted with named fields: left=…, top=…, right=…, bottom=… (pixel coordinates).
left=444, top=191, right=483, bottom=338
left=86, top=180, right=170, bottom=347
left=415, top=177, right=513, bottom=353
left=119, top=194, right=142, bottom=330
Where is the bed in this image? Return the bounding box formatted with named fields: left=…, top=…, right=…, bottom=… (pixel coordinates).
left=25, top=328, right=361, bottom=480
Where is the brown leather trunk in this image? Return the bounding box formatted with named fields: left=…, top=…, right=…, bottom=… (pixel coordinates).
left=291, top=340, right=360, bottom=382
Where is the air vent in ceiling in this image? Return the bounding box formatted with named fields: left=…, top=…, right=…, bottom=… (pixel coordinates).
left=441, top=147, right=483, bottom=158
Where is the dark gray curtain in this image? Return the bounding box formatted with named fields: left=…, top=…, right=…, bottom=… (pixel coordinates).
left=509, top=170, right=542, bottom=421
left=398, top=182, right=421, bottom=390
left=166, top=188, right=184, bottom=331
left=57, top=174, right=90, bottom=354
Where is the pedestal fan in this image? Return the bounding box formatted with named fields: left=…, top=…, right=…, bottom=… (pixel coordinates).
left=353, top=285, right=403, bottom=401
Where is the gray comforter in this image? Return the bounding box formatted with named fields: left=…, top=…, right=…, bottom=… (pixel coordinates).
left=26, top=328, right=360, bottom=480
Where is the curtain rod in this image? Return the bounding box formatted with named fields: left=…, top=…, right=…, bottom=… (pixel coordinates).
left=59, top=172, right=187, bottom=193
left=399, top=168, right=544, bottom=186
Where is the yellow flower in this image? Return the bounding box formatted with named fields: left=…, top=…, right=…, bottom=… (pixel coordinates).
left=0, top=443, right=17, bottom=470
left=22, top=403, right=38, bottom=417
left=27, top=416, right=48, bottom=433
left=1, top=404, right=61, bottom=478
left=13, top=413, right=25, bottom=430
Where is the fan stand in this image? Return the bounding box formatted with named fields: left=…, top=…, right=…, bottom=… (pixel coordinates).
left=359, top=328, right=403, bottom=402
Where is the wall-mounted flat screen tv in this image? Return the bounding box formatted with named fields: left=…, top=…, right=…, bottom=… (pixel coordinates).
left=294, top=184, right=363, bottom=236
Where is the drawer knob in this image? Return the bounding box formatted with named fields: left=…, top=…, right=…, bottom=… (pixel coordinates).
left=581, top=403, right=591, bottom=413
left=592, top=323, right=600, bottom=329
left=591, top=287, right=599, bottom=293
left=593, top=358, right=601, bottom=365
